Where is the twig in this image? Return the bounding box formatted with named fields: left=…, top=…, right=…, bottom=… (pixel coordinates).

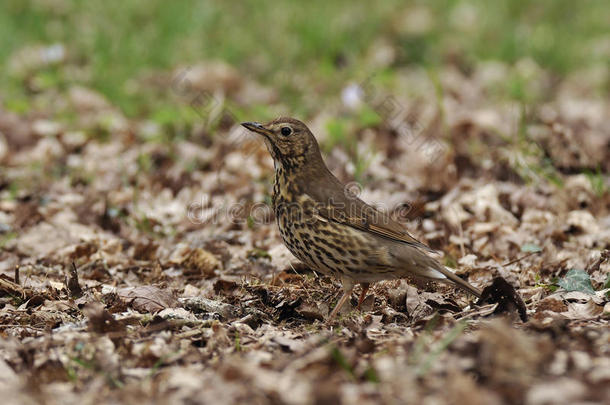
left=502, top=251, right=540, bottom=267
left=14, top=265, right=20, bottom=285
left=0, top=324, right=46, bottom=331
left=0, top=277, right=25, bottom=298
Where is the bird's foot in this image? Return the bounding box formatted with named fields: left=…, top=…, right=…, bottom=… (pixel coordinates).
left=326, top=288, right=353, bottom=324
left=356, top=282, right=370, bottom=310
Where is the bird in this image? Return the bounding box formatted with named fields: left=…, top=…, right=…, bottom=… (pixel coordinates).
left=241, top=117, right=481, bottom=321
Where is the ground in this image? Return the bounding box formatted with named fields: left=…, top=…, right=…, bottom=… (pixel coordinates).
left=0, top=1, right=609, bottom=404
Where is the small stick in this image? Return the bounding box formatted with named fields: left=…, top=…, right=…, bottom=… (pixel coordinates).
left=502, top=251, right=540, bottom=267
left=14, top=265, right=20, bottom=285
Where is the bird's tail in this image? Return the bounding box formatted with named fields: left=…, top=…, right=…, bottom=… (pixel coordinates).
left=433, top=265, right=482, bottom=298
left=396, top=245, right=482, bottom=298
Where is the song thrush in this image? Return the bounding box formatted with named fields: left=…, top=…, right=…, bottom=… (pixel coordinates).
left=242, top=117, right=481, bottom=320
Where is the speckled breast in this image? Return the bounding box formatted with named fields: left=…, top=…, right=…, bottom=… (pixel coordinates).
left=274, top=192, right=388, bottom=282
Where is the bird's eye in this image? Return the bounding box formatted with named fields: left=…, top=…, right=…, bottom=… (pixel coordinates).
left=280, top=127, right=292, bottom=136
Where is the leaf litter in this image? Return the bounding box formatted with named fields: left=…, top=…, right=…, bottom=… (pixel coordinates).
left=0, top=56, right=609, bottom=404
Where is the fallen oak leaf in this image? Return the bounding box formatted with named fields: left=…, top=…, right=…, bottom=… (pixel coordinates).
left=118, top=285, right=177, bottom=314
left=562, top=300, right=603, bottom=320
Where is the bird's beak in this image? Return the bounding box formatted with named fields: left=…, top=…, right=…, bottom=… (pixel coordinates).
left=241, top=121, right=272, bottom=137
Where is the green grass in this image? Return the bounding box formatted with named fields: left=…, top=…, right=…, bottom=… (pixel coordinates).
left=584, top=168, right=608, bottom=197
left=1, top=0, right=608, bottom=119
left=0, top=0, right=403, bottom=116
left=409, top=315, right=467, bottom=376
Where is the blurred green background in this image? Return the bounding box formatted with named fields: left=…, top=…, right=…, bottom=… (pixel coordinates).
left=1, top=0, right=608, bottom=118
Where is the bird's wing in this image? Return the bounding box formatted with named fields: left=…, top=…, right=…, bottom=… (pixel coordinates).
left=307, top=174, right=435, bottom=253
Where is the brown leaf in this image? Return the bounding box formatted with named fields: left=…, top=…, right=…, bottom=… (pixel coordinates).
left=83, top=302, right=125, bottom=334
left=562, top=300, right=604, bottom=320
left=170, top=245, right=221, bottom=278
left=118, top=285, right=178, bottom=313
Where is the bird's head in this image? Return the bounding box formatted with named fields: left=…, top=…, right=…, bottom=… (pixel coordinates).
left=241, top=117, right=322, bottom=171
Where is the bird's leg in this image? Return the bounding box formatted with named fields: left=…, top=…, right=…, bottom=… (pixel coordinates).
left=357, top=282, right=370, bottom=310
left=328, top=281, right=354, bottom=322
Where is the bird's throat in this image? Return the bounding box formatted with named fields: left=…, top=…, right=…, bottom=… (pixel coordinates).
left=272, top=163, right=303, bottom=210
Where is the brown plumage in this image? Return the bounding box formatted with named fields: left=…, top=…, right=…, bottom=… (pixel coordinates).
left=242, top=117, right=481, bottom=320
